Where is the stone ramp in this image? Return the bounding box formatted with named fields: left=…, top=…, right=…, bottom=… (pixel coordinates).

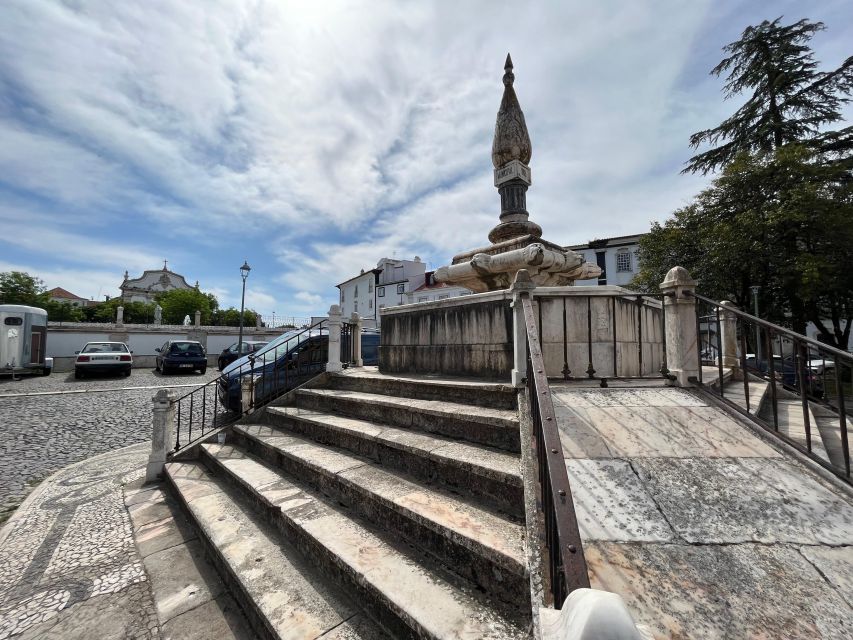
left=551, top=381, right=853, bottom=639
left=165, top=369, right=529, bottom=640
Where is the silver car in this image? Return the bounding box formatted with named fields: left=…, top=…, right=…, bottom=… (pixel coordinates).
left=74, top=342, right=133, bottom=378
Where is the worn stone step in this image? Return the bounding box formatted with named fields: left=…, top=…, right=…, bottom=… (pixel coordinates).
left=225, top=429, right=527, bottom=603
left=163, top=460, right=389, bottom=640
left=327, top=369, right=518, bottom=410
left=263, top=406, right=523, bottom=517
left=193, top=444, right=529, bottom=640
left=294, top=388, right=521, bottom=452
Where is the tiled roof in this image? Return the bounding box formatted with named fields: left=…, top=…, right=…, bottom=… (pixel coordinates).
left=48, top=287, right=84, bottom=300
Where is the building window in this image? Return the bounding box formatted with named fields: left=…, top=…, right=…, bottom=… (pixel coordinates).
left=438, top=294, right=449, bottom=300
left=368, top=281, right=373, bottom=293
left=369, top=299, right=373, bottom=309
left=418, top=296, right=428, bottom=302
left=377, top=286, right=385, bottom=297
left=340, top=289, right=345, bottom=302
left=396, top=284, right=405, bottom=294
left=354, top=301, right=358, bottom=311
left=616, top=250, right=632, bottom=273
left=354, top=285, right=359, bottom=298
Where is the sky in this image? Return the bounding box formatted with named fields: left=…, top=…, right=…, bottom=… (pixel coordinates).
left=1, top=0, right=851, bottom=317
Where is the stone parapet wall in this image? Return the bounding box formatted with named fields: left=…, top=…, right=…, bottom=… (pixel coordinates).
left=380, top=291, right=513, bottom=379
left=379, top=286, right=664, bottom=380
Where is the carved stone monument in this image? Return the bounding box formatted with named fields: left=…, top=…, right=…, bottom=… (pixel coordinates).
left=153, top=304, right=162, bottom=325
left=435, top=55, right=600, bottom=292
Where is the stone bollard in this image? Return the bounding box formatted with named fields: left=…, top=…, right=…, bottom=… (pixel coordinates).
left=326, top=305, right=343, bottom=373
left=145, top=389, right=177, bottom=482
left=240, top=375, right=254, bottom=415
left=194, top=310, right=201, bottom=327
left=351, top=312, right=363, bottom=367
left=116, top=305, right=124, bottom=327
left=719, top=300, right=740, bottom=373
left=539, top=588, right=651, bottom=640
left=659, top=266, right=699, bottom=387
left=510, top=269, right=536, bottom=387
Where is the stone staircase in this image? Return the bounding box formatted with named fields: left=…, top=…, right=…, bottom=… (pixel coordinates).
left=720, top=374, right=840, bottom=466
left=164, top=370, right=530, bottom=640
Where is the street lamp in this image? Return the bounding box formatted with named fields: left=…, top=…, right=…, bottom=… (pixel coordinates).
left=750, top=285, right=761, bottom=359
left=237, top=261, right=251, bottom=358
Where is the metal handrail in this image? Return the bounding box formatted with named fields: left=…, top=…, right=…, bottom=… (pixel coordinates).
left=171, top=317, right=331, bottom=453
left=521, top=292, right=589, bottom=607
left=688, top=291, right=853, bottom=361
left=688, top=291, right=851, bottom=481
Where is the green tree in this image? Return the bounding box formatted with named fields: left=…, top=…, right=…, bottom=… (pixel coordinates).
left=44, top=300, right=85, bottom=322
left=210, top=307, right=259, bottom=327
left=155, top=288, right=218, bottom=325
left=634, top=146, right=853, bottom=347
left=0, top=271, right=47, bottom=306
left=685, top=17, right=853, bottom=174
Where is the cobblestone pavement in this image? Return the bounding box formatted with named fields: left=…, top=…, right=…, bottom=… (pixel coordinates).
left=0, top=369, right=219, bottom=520
left=0, top=444, right=158, bottom=639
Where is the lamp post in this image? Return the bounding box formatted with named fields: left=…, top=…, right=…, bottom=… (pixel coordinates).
left=750, top=285, right=761, bottom=359
left=238, top=261, right=251, bottom=358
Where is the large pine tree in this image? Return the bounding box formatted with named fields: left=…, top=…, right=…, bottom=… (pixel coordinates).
left=685, top=17, right=853, bottom=174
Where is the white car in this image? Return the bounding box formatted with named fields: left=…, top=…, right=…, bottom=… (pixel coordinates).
left=75, top=342, right=133, bottom=378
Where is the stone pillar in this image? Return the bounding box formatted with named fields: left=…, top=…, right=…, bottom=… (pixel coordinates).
left=116, top=305, right=124, bottom=327
left=510, top=269, right=536, bottom=387
left=326, top=305, right=343, bottom=373
left=240, top=375, right=254, bottom=415
left=659, top=266, right=699, bottom=387
left=351, top=312, right=363, bottom=367
left=194, top=310, right=201, bottom=327
left=719, top=300, right=740, bottom=373
left=255, top=314, right=262, bottom=329
left=145, top=388, right=176, bottom=482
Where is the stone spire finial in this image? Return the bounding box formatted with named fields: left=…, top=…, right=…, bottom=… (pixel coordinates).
left=492, top=53, right=532, bottom=169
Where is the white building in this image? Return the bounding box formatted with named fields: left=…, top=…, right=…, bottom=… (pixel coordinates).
left=406, top=271, right=470, bottom=305
left=337, top=257, right=470, bottom=328
left=566, top=234, right=644, bottom=287
left=121, top=262, right=194, bottom=303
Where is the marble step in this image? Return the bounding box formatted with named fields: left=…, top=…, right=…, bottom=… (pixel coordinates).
left=263, top=406, right=523, bottom=516
left=327, top=370, right=518, bottom=410
left=163, top=460, right=390, bottom=640
left=225, top=429, right=527, bottom=603
left=293, top=388, right=521, bottom=452
left=721, top=375, right=769, bottom=416
left=194, top=444, right=530, bottom=640
left=812, top=403, right=853, bottom=472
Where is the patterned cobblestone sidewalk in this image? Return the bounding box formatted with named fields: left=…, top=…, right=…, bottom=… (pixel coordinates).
left=0, top=443, right=158, bottom=639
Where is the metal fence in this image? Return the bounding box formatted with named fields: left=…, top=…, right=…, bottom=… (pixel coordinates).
left=690, top=292, right=851, bottom=481
left=171, top=317, right=337, bottom=453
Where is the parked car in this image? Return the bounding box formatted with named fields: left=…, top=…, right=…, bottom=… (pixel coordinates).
left=217, top=340, right=268, bottom=371
left=155, top=340, right=207, bottom=374
left=74, top=342, right=132, bottom=378
left=218, top=329, right=380, bottom=411
left=744, top=353, right=824, bottom=398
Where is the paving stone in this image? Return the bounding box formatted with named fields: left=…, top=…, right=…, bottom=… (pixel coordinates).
left=142, top=538, right=225, bottom=623
left=633, top=457, right=853, bottom=545
left=565, top=459, right=675, bottom=542
left=161, top=594, right=255, bottom=640
left=799, top=545, right=853, bottom=609
left=557, top=404, right=780, bottom=458
left=586, top=541, right=853, bottom=640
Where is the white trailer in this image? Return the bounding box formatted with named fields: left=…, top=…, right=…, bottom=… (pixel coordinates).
left=0, top=304, right=52, bottom=376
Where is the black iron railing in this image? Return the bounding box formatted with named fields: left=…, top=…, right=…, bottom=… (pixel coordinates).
left=520, top=293, right=590, bottom=607
left=340, top=320, right=356, bottom=368
left=171, top=318, right=331, bottom=453
left=532, top=292, right=673, bottom=384
left=690, top=292, right=851, bottom=481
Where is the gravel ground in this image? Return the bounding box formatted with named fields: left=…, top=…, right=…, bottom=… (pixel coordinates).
left=0, top=368, right=219, bottom=520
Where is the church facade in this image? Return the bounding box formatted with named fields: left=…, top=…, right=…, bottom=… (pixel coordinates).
left=120, top=262, right=194, bottom=303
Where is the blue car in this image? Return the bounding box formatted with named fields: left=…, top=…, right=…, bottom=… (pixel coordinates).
left=218, top=329, right=379, bottom=411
